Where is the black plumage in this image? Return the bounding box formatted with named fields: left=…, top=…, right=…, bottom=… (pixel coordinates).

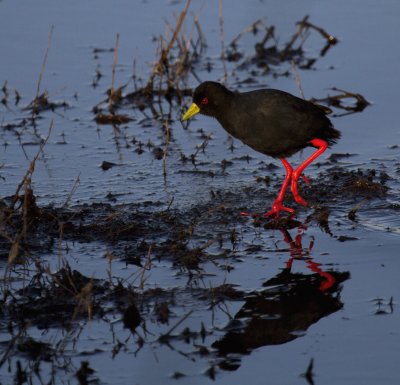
left=187, top=81, right=339, bottom=157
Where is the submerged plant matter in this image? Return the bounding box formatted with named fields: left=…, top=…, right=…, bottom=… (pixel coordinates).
left=0, top=164, right=391, bottom=381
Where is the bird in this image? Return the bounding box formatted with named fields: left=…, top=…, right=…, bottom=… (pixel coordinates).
left=182, top=81, right=340, bottom=218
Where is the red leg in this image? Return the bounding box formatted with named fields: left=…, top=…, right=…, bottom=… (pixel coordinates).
left=291, top=138, right=328, bottom=206
left=263, top=158, right=295, bottom=218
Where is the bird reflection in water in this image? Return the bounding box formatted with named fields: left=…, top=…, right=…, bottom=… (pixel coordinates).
left=212, top=225, right=350, bottom=371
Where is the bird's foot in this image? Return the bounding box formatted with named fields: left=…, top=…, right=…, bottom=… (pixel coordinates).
left=263, top=201, right=295, bottom=219
left=240, top=205, right=295, bottom=219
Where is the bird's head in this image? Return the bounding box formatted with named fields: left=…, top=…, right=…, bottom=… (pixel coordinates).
left=182, top=81, right=231, bottom=121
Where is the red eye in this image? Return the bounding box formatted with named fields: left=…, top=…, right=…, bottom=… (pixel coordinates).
left=201, top=97, right=209, bottom=105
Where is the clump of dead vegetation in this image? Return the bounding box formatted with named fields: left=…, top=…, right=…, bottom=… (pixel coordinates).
left=226, top=15, right=338, bottom=73
left=92, top=0, right=205, bottom=125
left=310, top=87, right=370, bottom=116
left=1, top=123, right=52, bottom=274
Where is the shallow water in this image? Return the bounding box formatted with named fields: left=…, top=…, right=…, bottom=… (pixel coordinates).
left=1, top=0, right=400, bottom=384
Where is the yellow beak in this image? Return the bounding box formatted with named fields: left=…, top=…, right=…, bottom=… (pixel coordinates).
left=182, top=103, right=200, bottom=121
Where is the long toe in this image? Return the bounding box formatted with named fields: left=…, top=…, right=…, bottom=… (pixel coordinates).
left=263, top=202, right=295, bottom=218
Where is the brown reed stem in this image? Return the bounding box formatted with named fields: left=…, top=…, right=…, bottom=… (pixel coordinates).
left=11, top=120, right=53, bottom=210
left=291, top=60, right=305, bottom=99
left=145, top=0, right=191, bottom=92
left=109, top=33, right=120, bottom=107
left=36, top=25, right=54, bottom=100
